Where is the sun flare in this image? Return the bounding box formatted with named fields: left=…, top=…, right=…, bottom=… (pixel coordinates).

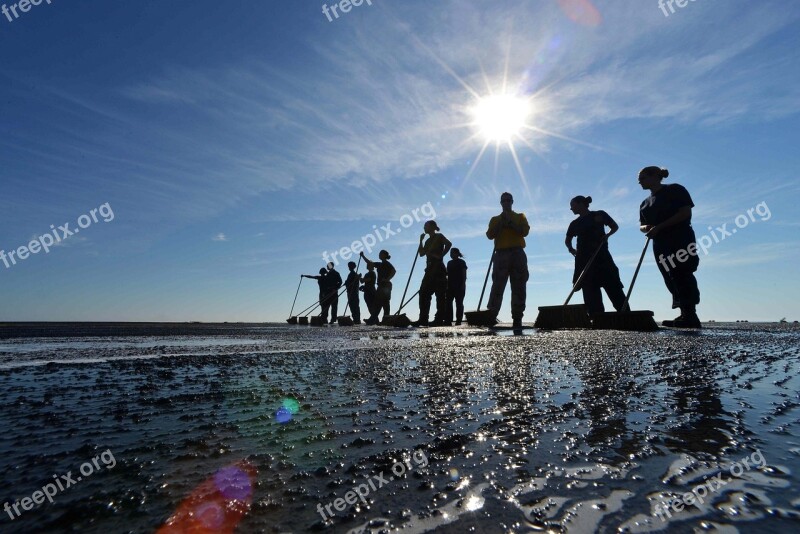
left=472, top=94, right=531, bottom=143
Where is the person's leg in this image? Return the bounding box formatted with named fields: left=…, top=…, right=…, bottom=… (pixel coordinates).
left=445, top=289, right=455, bottom=323
left=349, top=294, right=361, bottom=322
left=330, top=295, right=338, bottom=322
left=364, top=290, right=377, bottom=324
left=487, top=250, right=511, bottom=317
left=582, top=282, right=604, bottom=314
left=600, top=261, right=628, bottom=312
left=653, top=244, right=680, bottom=311
left=432, top=265, right=448, bottom=323
left=418, top=268, right=434, bottom=324
left=671, top=264, right=701, bottom=327
left=455, top=286, right=466, bottom=324
left=509, top=249, right=529, bottom=324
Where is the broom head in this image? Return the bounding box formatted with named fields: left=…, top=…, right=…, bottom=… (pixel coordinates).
left=337, top=316, right=354, bottom=326
left=465, top=309, right=497, bottom=327
left=534, top=304, right=591, bottom=330
left=592, top=310, right=659, bottom=331
left=381, top=314, right=411, bottom=328
left=298, top=316, right=309, bottom=325
left=309, top=316, right=326, bottom=326
left=286, top=317, right=298, bottom=325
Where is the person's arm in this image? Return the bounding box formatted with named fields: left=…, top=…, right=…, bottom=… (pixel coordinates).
left=565, top=235, right=576, bottom=256
left=603, top=211, right=619, bottom=238
left=359, top=251, right=374, bottom=266
left=441, top=235, right=452, bottom=257
left=647, top=206, right=691, bottom=237
left=418, top=233, right=426, bottom=257
left=486, top=216, right=500, bottom=239
left=386, top=263, right=396, bottom=282
left=514, top=213, right=531, bottom=237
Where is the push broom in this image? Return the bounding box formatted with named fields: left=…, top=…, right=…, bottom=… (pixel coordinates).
left=465, top=248, right=497, bottom=326
left=286, top=275, right=304, bottom=324
left=533, top=238, right=607, bottom=329
left=592, top=237, right=659, bottom=331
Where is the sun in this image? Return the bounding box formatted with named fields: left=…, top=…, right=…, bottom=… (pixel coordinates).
left=471, top=94, right=531, bottom=143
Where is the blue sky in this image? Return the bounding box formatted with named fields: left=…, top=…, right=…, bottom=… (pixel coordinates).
left=1, top=0, right=798, bottom=322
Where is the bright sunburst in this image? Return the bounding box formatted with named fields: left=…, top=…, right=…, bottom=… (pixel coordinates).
left=472, top=94, right=530, bottom=143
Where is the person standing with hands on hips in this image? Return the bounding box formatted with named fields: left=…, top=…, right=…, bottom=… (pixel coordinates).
left=486, top=192, right=530, bottom=328
left=638, top=166, right=701, bottom=328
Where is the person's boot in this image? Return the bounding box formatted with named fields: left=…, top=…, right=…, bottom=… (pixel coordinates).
left=512, top=317, right=523, bottom=329
left=662, top=314, right=683, bottom=327
left=674, top=312, right=702, bottom=329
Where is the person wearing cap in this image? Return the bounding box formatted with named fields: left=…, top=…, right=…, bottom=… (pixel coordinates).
left=639, top=166, right=701, bottom=328
left=486, top=192, right=530, bottom=328
left=359, top=249, right=396, bottom=325
left=414, top=220, right=452, bottom=327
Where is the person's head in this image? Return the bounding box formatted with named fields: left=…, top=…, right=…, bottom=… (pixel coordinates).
left=378, top=249, right=390, bottom=261
left=319, top=268, right=327, bottom=275
left=450, top=248, right=463, bottom=259
left=500, top=192, right=514, bottom=211
left=348, top=261, right=356, bottom=271
left=424, top=220, right=439, bottom=234
left=326, top=261, right=335, bottom=271
left=638, top=166, right=669, bottom=190
left=366, top=262, right=375, bottom=271
left=570, top=195, right=592, bottom=215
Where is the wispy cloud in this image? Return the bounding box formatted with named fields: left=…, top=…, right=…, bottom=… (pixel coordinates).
left=211, top=233, right=228, bottom=242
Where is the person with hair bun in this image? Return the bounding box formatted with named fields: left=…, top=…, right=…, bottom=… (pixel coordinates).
left=565, top=195, right=628, bottom=314
left=415, top=220, right=452, bottom=326
left=638, top=166, right=701, bottom=328
left=446, top=248, right=468, bottom=325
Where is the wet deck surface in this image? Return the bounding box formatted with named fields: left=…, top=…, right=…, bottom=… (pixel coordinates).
left=0, top=322, right=799, bottom=533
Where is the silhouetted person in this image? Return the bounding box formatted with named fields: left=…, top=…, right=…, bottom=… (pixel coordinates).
left=639, top=166, right=701, bottom=328
left=360, top=249, right=396, bottom=325
left=324, top=262, right=343, bottom=323
left=446, top=248, right=467, bottom=325
left=360, top=262, right=377, bottom=321
left=415, top=220, right=452, bottom=326
left=344, top=261, right=361, bottom=324
left=486, top=192, right=530, bottom=328
left=565, top=195, right=628, bottom=314
left=302, top=268, right=331, bottom=319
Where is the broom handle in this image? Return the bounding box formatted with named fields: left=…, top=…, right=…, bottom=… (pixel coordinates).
left=398, top=247, right=420, bottom=312
left=304, top=287, right=347, bottom=317
left=289, top=276, right=303, bottom=317
left=623, top=237, right=651, bottom=309
left=396, top=290, right=420, bottom=314
left=341, top=256, right=362, bottom=317
left=564, top=236, right=608, bottom=306
left=477, top=248, right=496, bottom=311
